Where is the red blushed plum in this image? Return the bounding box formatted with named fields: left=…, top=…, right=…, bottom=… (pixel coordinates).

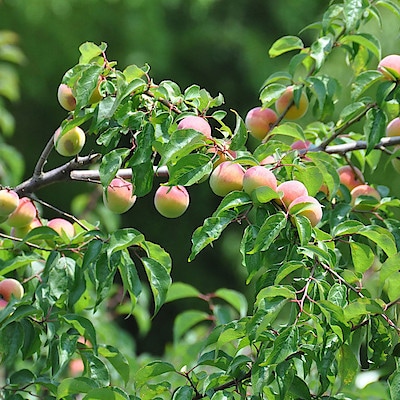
left=386, top=118, right=400, bottom=137
left=6, top=197, right=36, bottom=228
left=350, top=184, right=381, bottom=206
left=0, top=278, right=24, bottom=302
left=154, top=185, right=190, bottom=218
left=54, top=126, right=86, bottom=157
left=57, top=83, right=76, bottom=111
left=47, top=218, right=75, bottom=239
left=0, top=298, right=8, bottom=310
left=245, top=107, right=278, bottom=141
left=103, top=178, right=137, bottom=214
left=209, top=161, right=245, bottom=197
left=177, top=115, right=212, bottom=139
left=288, top=195, right=323, bottom=227
left=337, top=165, right=364, bottom=191
left=378, top=54, right=400, bottom=81
left=0, top=189, right=19, bottom=217
left=275, top=86, right=309, bottom=120
left=277, top=180, right=308, bottom=208
left=243, top=166, right=278, bottom=195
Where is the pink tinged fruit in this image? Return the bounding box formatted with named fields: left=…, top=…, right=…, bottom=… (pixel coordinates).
left=6, top=197, right=36, bottom=228
left=177, top=116, right=212, bottom=139
left=259, top=155, right=276, bottom=165
left=154, top=185, right=190, bottom=218
left=275, top=86, right=309, bottom=120
left=0, top=278, right=24, bottom=302
left=277, top=180, right=308, bottom=208
left=103, top=178, right=137, bottom=214
left=57, top=83, right=76, bottom=111
left=0, top=189, right=19, bottom=217
left=209, top=161, right=245, bottom=197
left=243, top=166, right=277, bottom=195
left=0, top=298, right=8, bottom=310
left=288, top=195, right=323, bottom=227
left=47, top=218, right=75, bottom=239
left=337, top=165, right=364, bottom=191
left=350, top=184, right=381, bottom=206
left=386, top=117, right=400, bottom=137
left=378, top=54, right=400, bottom=81
left=245, top=107, right=278, bottom=141
left=11, top=218, right=42, bottom=239
left=54, top=127, right=86, bottom=157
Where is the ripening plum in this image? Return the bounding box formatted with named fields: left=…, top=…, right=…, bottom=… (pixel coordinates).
left=243, top=166, right=277, bottom=195
left=177, top=115, right=212, bottom=139
left=277, top=180, right=308, bottom=208
left=11, top=218, right=42, bottom=239
left=275, top=86, right=309, bottom=120
left=386, top=117, right=400, bottom=137
left=0, top=189, right=19, bottom=217
left=57, top=83, right=76, bottom=111
left=378, top=54, right=400, bottom=81
left=337, top=165, right=364, bottom=191
left=245, top=107, right=278, bottom=141
left=6, top=197, right=36, bottom=228
left=350, top=184, right=381, bottom=206
left=103, top=178, right=137, bottom=214
left=54, top=126, right=86, bottom=157
left=0, top=278, right=24, bottom=306
left=209, top=161, right=245, bottom=196
left=47, top=218, right=75, bottom=239
left=154, top=185, right=190, bottom=218
left=288, top=195, right=323, bottom=227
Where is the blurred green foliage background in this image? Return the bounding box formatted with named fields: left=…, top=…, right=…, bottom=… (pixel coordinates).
left=0, top=0, right=398, bottom=355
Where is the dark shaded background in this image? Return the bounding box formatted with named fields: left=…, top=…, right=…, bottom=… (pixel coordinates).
left=1, top=0, right=397, bottom=355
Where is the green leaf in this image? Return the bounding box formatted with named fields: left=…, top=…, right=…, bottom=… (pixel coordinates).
left=351, top=70, right=383, bottom=100
left=83, top=387, right=129, bottom=400
left=129, top=123, right=155, bottom=166
left=230, top=109, right=248, bottom=150
left=248, top=211, right=287, bottom=254
left=350, top=241, right=374, bottom=274
left=263, top=326, right=299, bottom=365
left=141, top=240, right=172, bottom=273
left=82, top=352, right=110, bottom=387
left=380, top=252, right=400, bottom=283
left=173, top=310, right=210, bottom=341
left=57, top=377, right=98, bottom=399
left=260, top=83, right=286, bottom=106
left=0, top=321, right=23, bottom=365
left=310, top=36, right=332, bottom=70
left=364, top=108, right=387, bottom=154
left=99, top=148, right=131, bottom=188
left=159, top=129, right=206, bottom=166
left=118, top=250, right=142, bottom=310
left=268, top=122, right=306, bottom=141
left=269, top=36, right=304, bottom=58
left=332, top=220, right=364, bottom=237
left=98, top=345, right=130, bottom=384
left=189, top=210, right=237, bottom=261
left=274, top=261, right=305, bottom=284
left=135, top=361, right=176, bottom=388
left=344, top=0, right=365, bottom=31
left=165, top=282, right=200, bottom=303
left=168, top=153, right=213, bottom=186
left=337, top=344, right=359, bottom=386
left=341, top=33, right=381, bottom=60
left=131, top=161, right=154, bottom=197
left=107, top=228, right=145, bottom=256
left=294, top=165, right=324, bottom=196
left=75, top=64, right=103, bottom=110
left=256, top=285, right=296, bottom=306
left=213, top=191, right=252, bottom=217
left=141, top=256, right=171, bottom=315
left=358, top=225, right=397, bottom=257
left=343, top=298, right=383, bottom=322
left=215, top=288, right=248, bottom=317
left=292, top=214, right=312, bottom=245
left=172, top=386, right=195, bottom=399
left=61, top=315, right=97, bottom=352
left=79, top=42, right=104, bottom=63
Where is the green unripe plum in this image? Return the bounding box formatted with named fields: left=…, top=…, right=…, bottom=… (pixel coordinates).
left=288, top=195, right=323, bottom=227
left=350, top=184, right=381, bottom=206
left=277, top=180, right=308, bottom=208
left=275, top=86, right=309, bottom=120
left=0, top=189, right=19, bottom=217
left=103, top=178, right=137, bottom=214
left=54, top=126, right=86, bottom=157
left=154, top=185, right=190, bottom=218
left=57, top=83, right=76, bottom=111
left=243, top=166, right=277, bottom=195
left=0, top=278, right=24, bottom=303
left=47, top=218, right=75, bottom=239
left=209, top=161, right=245, bottom=197
left=177, top=115, right=212, bottom=139
left=337, top=165, right=364, bottom=191
left=386, top=117, right=400, bottom=137
left=245, top=107, right=278, bottom=141
left=378, top=54, right=400, bottom=81
left=11, top=218, right=42, bottom=239
left=6, top=197, right=36, bottom=228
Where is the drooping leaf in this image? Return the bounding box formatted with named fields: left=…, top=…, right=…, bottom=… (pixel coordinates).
left=269, top=36, right=304, bottom=58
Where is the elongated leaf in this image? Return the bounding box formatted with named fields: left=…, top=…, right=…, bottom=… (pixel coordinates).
left=230, top=109, right=248, bottom=150
left=141, top=256, right=171, bottom=315
left=358, top=225, right=397, bottom=256
left=264, top=327, right=299, bottom=365
left=79, top=42, right=104, bottom=63
left=189, top=210, right=237, bottom=261
left=173, top=310, right=209, bottom=341
left=61, top=315, right=97, bottom=352
left=75, top=64, right=103, bottom=110
left=213, top=191, right=252, bottom=217
left=248, top=211, right=287, bottom=254
left=135, top=361, right=176, bottom=388
left=351, top=70, right=383, bottom=100
left=332, top=220, right=364, bottom=237
left=57, top=377, right=98, bottom=399
left=215, top=288, right=248, bottom=317
left=84, top=387, right=129, bottom=400
left=341, top=33, right=381, bottom=60
left=99, top=148, right=131, bottom=188
left=364, top=108, right=387, bottom=154
left=98, top=345, right=130, bottom=384
left=350, top=241, right=374, bottom=274
left=337, top=344, right=359, bottom=386
left=380, top=252, right=400, bottom=283
left=107, top=228, right=145, bottom=256
left=269, top=36, right=304, bottom=58
left=165, top=282, right=200, bottom=303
